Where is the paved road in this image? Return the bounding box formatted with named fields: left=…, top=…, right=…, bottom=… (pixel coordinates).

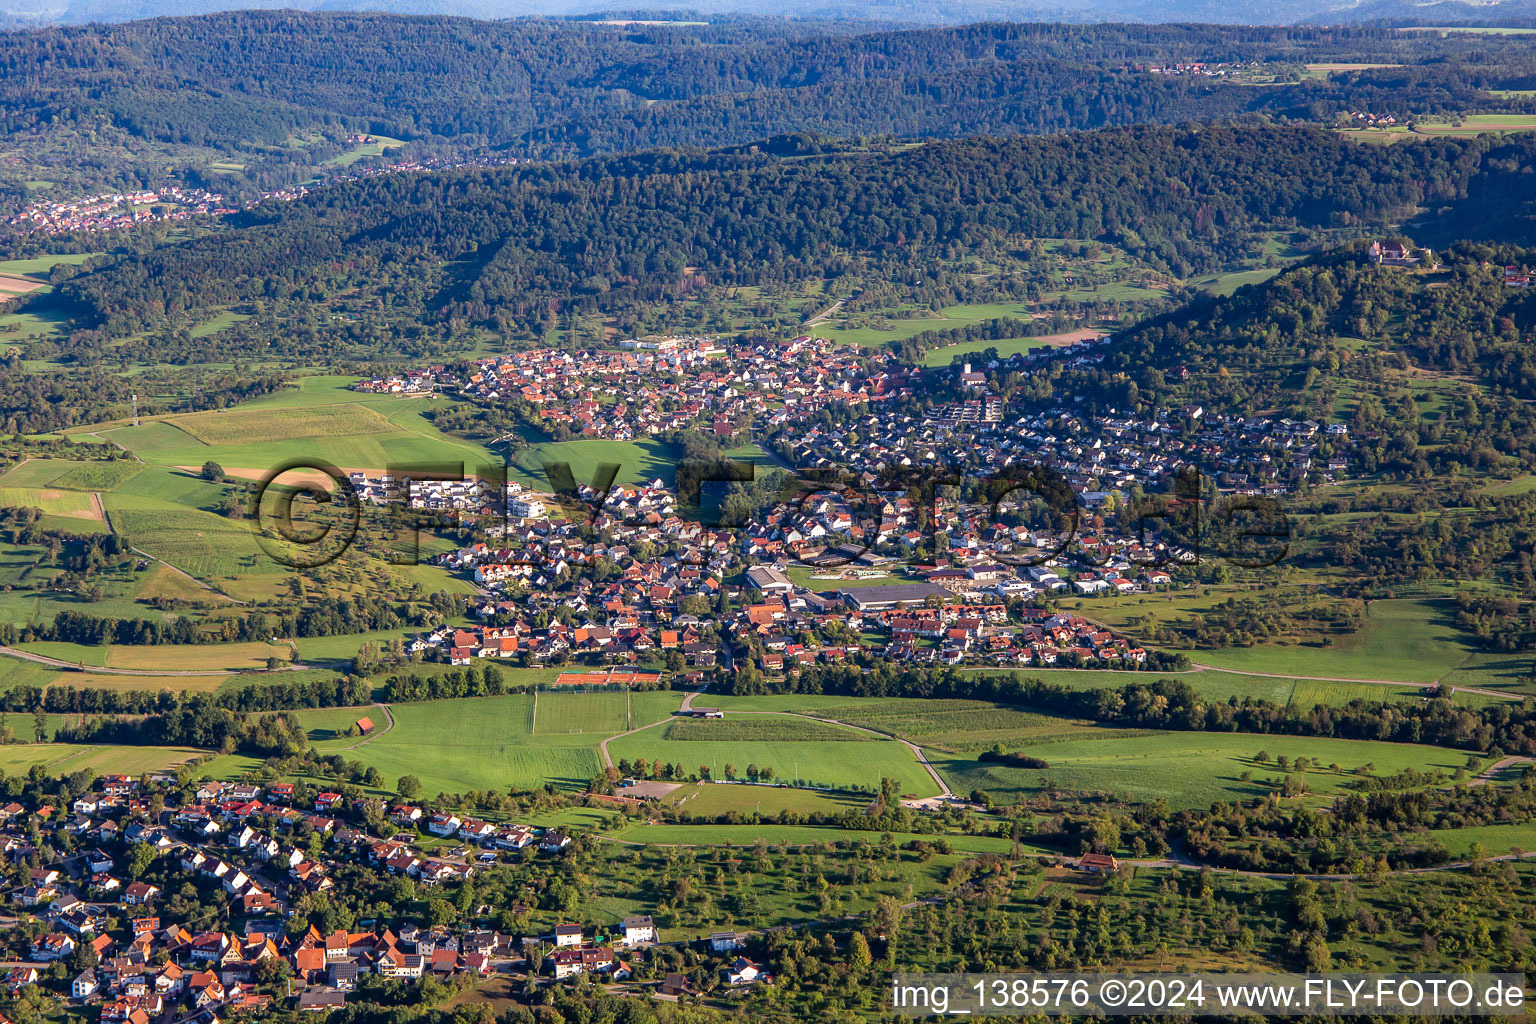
left=801, top=297, right=846, bottom=327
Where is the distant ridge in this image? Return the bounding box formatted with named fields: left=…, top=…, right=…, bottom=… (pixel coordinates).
left=4, top=0, right=1535, bottom=28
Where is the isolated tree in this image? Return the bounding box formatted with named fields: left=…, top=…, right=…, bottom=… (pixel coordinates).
left=201, top=460, right=224, bottom=481
left=397, top=775, right=422, bottom=799
left=848, top=931, right=873, bottom=970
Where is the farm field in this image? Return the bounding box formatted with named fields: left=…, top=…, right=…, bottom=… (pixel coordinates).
left=15, top=640, right=288, bottom=672
left=1411, top=114, right=1536, bottom=137
left=189, top=311, right=250, bottom=338
left=0, top=742, right=198, bottom=775
left=292, top=629, right=433, bottom=664
left=819, top=302, right=1036, bottom=348
left=172, top=404, right=396, bottom=445
left=797, top=699, right=1123, bottom=752
left=92, top=395, right=496, bottom=477
left=1428, top=823, right=1536, bottom=858
left=55, top=672, right=230, bottom=693
left=0, top=253, right=99, bottom=277
left=606, top=821, right=1018, bottom=854
left=663, top=716, right=873, bottom=743
left=103, top=641, right=289, bottom=671
left=931, top=730, right=1477, bottom=808
left=1186, top=267, right=1283, bottom=296
left=0, top=458, right=141, bottom=490
left=1189, top=598, right=1507, bottom=685
left=306, top=694, right=604, bottom=794
left=918, top=335, right=1051, bottom=367
left=0, top=486, right=101, bottom=521
left=608, top=726, right=940, bottom=797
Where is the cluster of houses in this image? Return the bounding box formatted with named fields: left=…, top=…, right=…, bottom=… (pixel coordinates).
left=341, top=325, right=1370, bottom=675
left=1124, top=60, right=1259, bottom=77
left=9, top=151, right=520, bottom=239
left=1344, top=111, right=1400, bottom=128
left=358, top=333, right=908, bottom=445
left=6, top=186, right=233, bottom=236
left=1, top=768, right=772, bottom=1018
left=1367, top=240, right=1430, bottom=268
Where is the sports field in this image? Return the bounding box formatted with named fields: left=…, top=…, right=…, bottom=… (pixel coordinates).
left=533, top=690, right=630, bottom=735
left=307, top=694, right=604, bottom=793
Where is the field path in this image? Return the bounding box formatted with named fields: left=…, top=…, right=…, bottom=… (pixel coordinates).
left=597, top=715, right=670, bottom=770
left=801, top=296, right=846, bottom=327
left=1186, top=663, right=1513, bottom=699
left=100, top=499, right=246, bottom=606
left=1468, top=755, right=1533, bottom=787
left=334, top=704, right=397, bottom=750
left=592, top=827, right=1536, bottom=882
left=0, top=645, right=228, bottom=676
left=776, top=711, right=953, bottom=803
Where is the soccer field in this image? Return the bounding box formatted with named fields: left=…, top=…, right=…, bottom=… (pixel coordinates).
left=532, top=690, right=631, bottom=735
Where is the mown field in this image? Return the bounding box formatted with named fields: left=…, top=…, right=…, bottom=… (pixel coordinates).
left=932, top=731, right=1479, bottom=809
left=14, top=639, right=288, bottom=672
left=609, top=726, right=940, bottom=797
left=1190, top=598, right=1518, bottom=687
left=0, top=742, right=199, bottom=775
left=172, top=403, right=397, bottom=445
left=302, top=694, right=605, bottom=794
left=0, top=458, right=141, bottom=491
left=663, top=716, right=873, bottom=743
left=534, top=690, right=629, bottom=735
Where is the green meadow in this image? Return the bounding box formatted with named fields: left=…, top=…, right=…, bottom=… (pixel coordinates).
left=932, top=731, right=1475, bottom=809
left=609, top=720, right=941, bottom=797
left=510, top=435, right=683, bottom=490
left=303, top=694, right=604, bottom=793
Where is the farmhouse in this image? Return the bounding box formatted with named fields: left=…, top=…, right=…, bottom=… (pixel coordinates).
left=1074, top=853, right=1119, bottom=874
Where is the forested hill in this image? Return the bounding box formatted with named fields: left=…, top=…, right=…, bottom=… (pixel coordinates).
left=51, top=124, right=1501, bottom=347
left=1066, top=235, right=1536, bottom=476
left=2, top=12, right=1534, bottom=190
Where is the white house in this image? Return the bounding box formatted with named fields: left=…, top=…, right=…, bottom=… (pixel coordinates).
left=621, top=915, right=656, bottom=945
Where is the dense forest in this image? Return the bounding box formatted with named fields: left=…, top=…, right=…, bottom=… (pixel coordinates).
left=2, top=14, right=1536, bottom=209
left=46, top=124, right=1509, bottom=347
